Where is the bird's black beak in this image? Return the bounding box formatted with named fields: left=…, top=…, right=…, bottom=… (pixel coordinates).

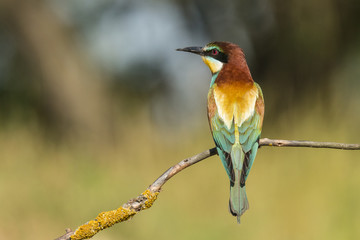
left=176, top=46, right=204, bottom=56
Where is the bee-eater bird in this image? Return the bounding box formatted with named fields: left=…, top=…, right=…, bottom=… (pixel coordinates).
left=177, top=41, right=264, bottom=223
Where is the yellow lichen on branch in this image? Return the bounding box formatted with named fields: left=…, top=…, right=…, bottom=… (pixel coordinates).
left=142, top=189, right=159, bottom=209
left=70, top=189, right=159, bottom=240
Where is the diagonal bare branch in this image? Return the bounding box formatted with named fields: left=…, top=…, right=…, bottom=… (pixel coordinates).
left=55, top=138, right=359, bottom=240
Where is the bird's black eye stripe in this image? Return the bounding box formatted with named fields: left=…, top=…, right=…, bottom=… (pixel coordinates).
left=204, top=49, right=228, bottom=63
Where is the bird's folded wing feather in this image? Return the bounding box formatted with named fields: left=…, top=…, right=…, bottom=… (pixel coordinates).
left=209, top=83, right=264, bottom=182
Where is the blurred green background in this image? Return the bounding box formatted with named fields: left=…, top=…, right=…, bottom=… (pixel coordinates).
left=0, top=0, right=359, bottom=239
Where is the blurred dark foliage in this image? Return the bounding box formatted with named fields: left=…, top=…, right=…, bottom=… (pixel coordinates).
left=0, top=0, right=359, bottom=140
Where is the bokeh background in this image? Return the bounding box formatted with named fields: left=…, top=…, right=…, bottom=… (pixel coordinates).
left=0, top=0, right=359, bottom=239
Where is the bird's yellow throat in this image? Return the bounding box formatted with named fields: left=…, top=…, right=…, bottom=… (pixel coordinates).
left=202, top=56, right=224, bottom=74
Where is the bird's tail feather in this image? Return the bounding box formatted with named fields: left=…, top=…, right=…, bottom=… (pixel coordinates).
left=229, top=143, right=248, bottom=223
left=229, top=181, right=249, bottom=224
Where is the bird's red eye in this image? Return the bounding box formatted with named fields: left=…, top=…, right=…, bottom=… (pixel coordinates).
left=211, top=49, right=219, bottom=55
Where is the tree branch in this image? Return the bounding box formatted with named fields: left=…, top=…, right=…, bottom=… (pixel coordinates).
left=55, top=138, right=359, bottom=240
left=259, top=138, right=360, bottom=150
